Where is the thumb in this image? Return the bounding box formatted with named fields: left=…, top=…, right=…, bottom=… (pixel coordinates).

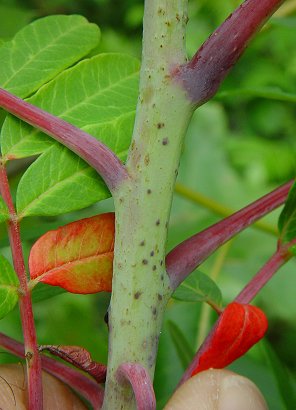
left=165, top=369, right=268, bottom=410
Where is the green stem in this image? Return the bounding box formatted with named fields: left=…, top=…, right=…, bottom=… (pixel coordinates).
left=102, top=1, right=192, bottom=409
left=175, top=182, right=278, bottom=236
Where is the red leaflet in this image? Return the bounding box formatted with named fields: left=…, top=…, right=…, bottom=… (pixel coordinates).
left=29, top=213, right=115, bottom=294
left=39, top=345, right=107, bottom=383
left=191, top=302, right=268, bottom=377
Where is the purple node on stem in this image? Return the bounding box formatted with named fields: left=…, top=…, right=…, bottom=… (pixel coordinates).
left=116, top=363, right=156, bottom=410
left=173, top=0, right=284, bottom=106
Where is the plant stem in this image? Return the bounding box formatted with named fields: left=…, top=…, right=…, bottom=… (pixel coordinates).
left=235, top=244, right=292, bottom=304
left=167, top=180, right=292, bottom=289
left=0, top=88, right=127, bottom=192
left=102, top=1, right=192, bottom=408
left=175, top=182, right=278, bottom=236
left=0, top=162, right=42, bottom=409
left=0, top=332, right=104, bottom=409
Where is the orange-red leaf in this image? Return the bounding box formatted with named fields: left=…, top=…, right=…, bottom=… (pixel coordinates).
left=191, top=302, right=268, bottom=376
left=29, top=213, right=115, bottom=294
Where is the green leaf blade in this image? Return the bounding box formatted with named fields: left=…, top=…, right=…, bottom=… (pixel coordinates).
left=278, top=180, right=296, bottom=244
left=172, top=270, right=222, bottom=308
left=0, top=255, right=19, bottom=319
left=16, top=145, right=110, bottom=217
left=1, top=53, right=139, bottom=159
left=0, top=196, right=9, bottom=223
left=0, top=15, right=101, bottom=98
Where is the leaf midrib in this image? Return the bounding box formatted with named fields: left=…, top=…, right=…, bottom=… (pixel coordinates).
left=35, top=251, right=114, bottom=281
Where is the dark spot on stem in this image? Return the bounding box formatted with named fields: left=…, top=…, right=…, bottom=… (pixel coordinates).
left=161, top=274, right=164, bottom=281
left=156, top=219, right=160, bottom=226
left=158, top=294, right=163, bottom=301
left=152, top=307, right=157, bottom=316
left=162, top=137, right=169, bottom=145
left=148, top=355, right=154, bottom=368
left=150, top=250, right=155, bottom=257
left=144, top=154, right=150, bottom=166
left=157, top=122, right=165, bottom=129
left=147, top=189, right=152, bottom=194
left=26, top=352, right=33, bottom=361
left=142, top=259, right=148, bottom=265
left=140, top=240, right=145, bottom=246
left=152, top=265, right=157, bottom=271
left=134, top=291, right=142, bottom=299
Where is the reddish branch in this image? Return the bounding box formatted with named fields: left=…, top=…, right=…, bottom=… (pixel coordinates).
left=0, top=88, right=128, bottom=192
left=0, top=332, right=104, bottom=409
left=235, top=241, right=294, bottom=304
left=166, top=180, right=292, bottom=289
left=116, top=363, right=156, bottom=410
left=0, top=163, right=42, bottom=409
left=173, top=0, right=285, bottom=106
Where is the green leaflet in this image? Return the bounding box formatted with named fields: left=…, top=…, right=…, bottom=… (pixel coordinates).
left=1, top=53, right=139, bottom=159
left=0, top=196, right=9, bottom=223
left=16, top=145, right=110, bottom=217
left=172, top=270, right=222, bottom=308
left=0, top=15, right=100, bottom=98
left=278, top=180, right=296, bottom=244
left=13, top=53, right=139, bottom=217
left=0, top=255, right=19, bottom=320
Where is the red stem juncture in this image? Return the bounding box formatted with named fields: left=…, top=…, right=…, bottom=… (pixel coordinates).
left=173, top=0, right=285, bottom=106
left=0, top=162, right=43, bottom=410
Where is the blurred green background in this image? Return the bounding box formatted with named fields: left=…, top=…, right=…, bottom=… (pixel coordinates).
left=0, top=0, right=296, bottom=408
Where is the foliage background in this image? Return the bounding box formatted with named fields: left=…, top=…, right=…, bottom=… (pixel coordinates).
left=0, top=0, right=296, bottom=408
